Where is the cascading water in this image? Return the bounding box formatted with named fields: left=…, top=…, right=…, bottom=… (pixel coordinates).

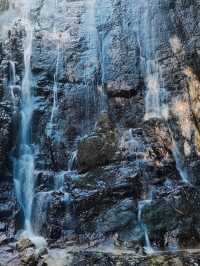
left=138, top=199, right=154, bottom=254
left=138, top=187, right=154, bottom=255
left=46, top=0, right=68, bottom=141
left=68, top=150, right=77, bottom=171
left=54, top=150, right=79, bottom=190
left=137, top=1, right=168, bottom=121
left=171, top=136, right=190, bottom=184
left=82, top=0, right=107, bottom=129
left=13, top=16, right=34, bottom=234
left=9, top=60, right=18, bottom=110
left=12, top=2, right=46, bottom=247
left=54, top=171, right=65, bottom=191
left=166, top=126, right=190, bottom=184
left=120, top=129, right=147, bottom=160
left=139, top=0, right=189, bottom=186
left=9, top=60, right=16, bottom=88
left=32, top=192, right=52, bottom=235
left=47, top=39, right=60, bottom=137
left=144, top=60, right=162, bottom=120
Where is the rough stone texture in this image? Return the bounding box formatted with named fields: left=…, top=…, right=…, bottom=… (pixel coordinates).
left=143, top=185, right=200, bottom=249
left=16, top=237, right=35, bottom=252
left=2, top=246, right=200, bottom=266
left=77, top=112, right=118, bottom=172
left=70, top=251, right=200, bottom=266
left=1, top=0, right=200, bottom=264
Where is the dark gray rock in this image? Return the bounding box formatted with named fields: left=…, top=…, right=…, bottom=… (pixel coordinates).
left=1, top=0, right=200, bottom=258
left=143, top=186, right=200, bottom=249
left=95, top=199, right=137, bottom=233
left=77, top=113, right=118, bottom=172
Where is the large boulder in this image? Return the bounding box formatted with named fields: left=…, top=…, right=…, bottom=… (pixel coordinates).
left=95, top=199, right=137, bottom=233
left=143, top=186, right=200, bottom=248
left=77, top=113, right=118, bottom=173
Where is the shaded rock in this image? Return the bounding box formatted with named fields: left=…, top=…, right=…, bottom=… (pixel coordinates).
left=70, top=250, right=200, bottom=266
left=118, top=224, right=144, bottom=248
left=143, top=186, right=200, bottom=248
left=35, top=171, right=55, bottom=192
left=44, top=192, right=74, bottom=240
left=77, top=113, right=118, bottom=173
left=95, top=199, right=137, bottom=233
left=70, top=163, right=143, bottom=243
left=105, top=81, right=138, bottom=98
left=0, top=181, right=21, bottom=242
left=0, top=102, right=12, bottom=177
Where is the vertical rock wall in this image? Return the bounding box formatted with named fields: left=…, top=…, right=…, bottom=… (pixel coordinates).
left=0, top=0, right=200, bottom=252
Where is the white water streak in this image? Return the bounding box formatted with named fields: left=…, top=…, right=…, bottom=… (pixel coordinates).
left=136, top=1, right=168, bottom=121
left=48, top=41, right=60, bottom=137
left=138, top=197, right=154, bottom=254
left=171, top=138, right=190, bottom=184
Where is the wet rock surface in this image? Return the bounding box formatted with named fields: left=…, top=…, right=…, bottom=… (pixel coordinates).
left=0, top=0, right=200, bottom=265
left=2, top=243, right=200, bottom=266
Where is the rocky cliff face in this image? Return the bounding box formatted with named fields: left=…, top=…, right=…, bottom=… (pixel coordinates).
left=1, top=0, right=200, bottom=265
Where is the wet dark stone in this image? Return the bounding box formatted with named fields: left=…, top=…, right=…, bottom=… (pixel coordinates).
left=1, top=0, right=200, bottom=259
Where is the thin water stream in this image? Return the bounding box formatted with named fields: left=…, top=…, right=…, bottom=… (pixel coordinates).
left=9, top=60, right=19, bottom=111
left=138, top=193, right=154, bottom=254
left=47, top=39, right=60, bottom=137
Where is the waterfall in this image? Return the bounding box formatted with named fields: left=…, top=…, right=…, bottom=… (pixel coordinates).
left=46, top=0, right=67, bottom=139
left=47, top=40, right=60, bottom=137
left=9, top=60, right=16, bottom=86
left=32, top=192, right=52, bottom=235
left=9, top=60, right=19, bottom=110
left=82, top=0, right=107, bottom=130
left=11, top=2, right=46, bottom=247
left=68, top=150, right=77, bottom=171
left=13, top=15, right=34, bottom=234
left=51, top=42, right=60, bottom=125
left=119, top=129, right=147, bottom=160
left=53, top=151, right=78, bottom=189
left=138, top=196, right=154, bottom=254
left=54, top=171, right=65, bottom=191
left=171, top=138, right=190, bottom=184
left=83, top=0, right=98, bottom=80
left=137, top=1, right=168, bottom=121
left=167, top=126, right=190, bottom=184
left=144, top=60, right=162, bottom=120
